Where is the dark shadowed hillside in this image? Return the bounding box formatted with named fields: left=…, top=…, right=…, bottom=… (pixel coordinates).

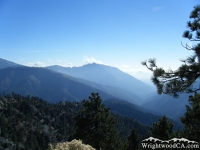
left=142, top=93, right=190, bottom=122
left=0, top=67, right=117, bottom=103
left=104, top=99, right=183, bottom=130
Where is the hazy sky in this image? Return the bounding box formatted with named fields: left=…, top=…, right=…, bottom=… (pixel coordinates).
left=0, top=0, right=199, bottom=83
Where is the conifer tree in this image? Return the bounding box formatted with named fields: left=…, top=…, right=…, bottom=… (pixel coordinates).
left=73, top=92, right=123, bottom=150
left=148, top=116, right=174, bottom=140
left=126, top=128, right=140, bottom=150
left=181, top=93, right=200, bottom=143
left=142, top=5, right=200, bottom=97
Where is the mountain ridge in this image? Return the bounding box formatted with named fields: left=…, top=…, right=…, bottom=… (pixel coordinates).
left=71, top=76, right=145, bottom=105
left=0, top=58, right=152, bottom=105
left=104, top=99, right=183, bottom=130
left=47, top=63, right=155, bottom=100
left=142, top=92, right=190, bottom=122
left=0, top=58, right=23, bottom=69
left=0, top=66, right=118, bottom=103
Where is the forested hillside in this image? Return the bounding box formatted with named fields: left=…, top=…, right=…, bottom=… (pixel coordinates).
left=0, top=93, right=80, bottom=149
left=0, top=91, right=199, bottom=150
left=0, top=93, right=149, bottom=150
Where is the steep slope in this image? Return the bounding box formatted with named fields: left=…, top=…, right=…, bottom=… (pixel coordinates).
left=74, top=77, right=144, bottom=105
left=0, top=58, right=22, bottom=69
left=142, top=79, right=200, bottom=122
left=47, top=63, right=155, bottom=101
left=142, top=92, right=190, bottom=122
left=104, top=99, right=161, bottom=126
left=104, top=99, right=183, bottom=130
left=0, top=67, right=116, bottom=103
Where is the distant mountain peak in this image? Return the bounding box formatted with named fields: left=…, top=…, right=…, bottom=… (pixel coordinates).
left=83, top=62, right=105, bottom=66
left=47, top=63, right=155, bottom=99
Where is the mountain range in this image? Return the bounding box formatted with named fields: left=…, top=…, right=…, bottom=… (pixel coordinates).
left=47, top=64, right=155, bottom=100
left=0, top=58, right=155, bottom=105
left=0, top=58, right=189, bottom=125
left=0, top=66, right=116, bottom=103
left=46, top=63, right=193, bottom=122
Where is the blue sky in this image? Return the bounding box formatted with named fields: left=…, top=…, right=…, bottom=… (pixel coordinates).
left=0, top=0, right=199, bottom=83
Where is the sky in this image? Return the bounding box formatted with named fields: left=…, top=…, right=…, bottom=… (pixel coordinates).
left=0, top=0, right=199, bottom=84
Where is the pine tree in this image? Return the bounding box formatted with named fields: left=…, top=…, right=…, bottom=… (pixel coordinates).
left=73, top=92, right=123, bottom=150
left=181, top=93, right=200, bottom=143
left=126, top=128, right=140, bottom=150
left=148, top=116, right=174, bottom=140
left=142, top=5, right=200, bottom=97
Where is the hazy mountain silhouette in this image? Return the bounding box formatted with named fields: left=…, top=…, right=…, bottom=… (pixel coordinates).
left=0, top=58, right=22, bottom=69
left=0, top=67, right=117, bottom=103
left=0, top=58, right=152, bottom=105
left=47, top=63, right=155, bottom=100
left=73, top=77, right=144, bottom=105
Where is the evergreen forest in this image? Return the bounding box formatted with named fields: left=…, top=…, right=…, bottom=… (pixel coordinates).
left=0, top=91, right=199, bottom=150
